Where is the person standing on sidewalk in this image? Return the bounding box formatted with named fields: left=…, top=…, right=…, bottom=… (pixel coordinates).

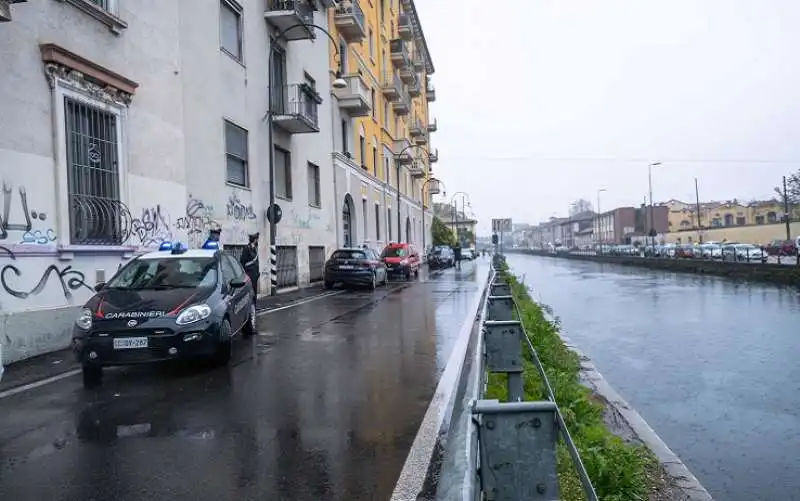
left=240, top=233, right=260, bottom=298
left=453, top=241, right=462, bottom=270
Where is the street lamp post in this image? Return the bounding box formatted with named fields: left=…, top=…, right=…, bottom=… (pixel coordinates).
left=596, top=188, right=606, bottom=251
left=648, top=162, right=661, bottom=252
left=420, top=177, right=445, bottom=253
left=265, top=23, right=347, bottom=295
left=449, top=191, right=472, bottom=245
left=394, top=143, right=430, bottom=243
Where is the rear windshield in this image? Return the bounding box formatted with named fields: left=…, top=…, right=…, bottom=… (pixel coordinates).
left=382, top=247, right=407, bottom=257
left=331, top=250, right=367, bottom=260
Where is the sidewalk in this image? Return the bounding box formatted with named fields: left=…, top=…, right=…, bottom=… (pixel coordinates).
left=0, top=284, right=330, bottom=394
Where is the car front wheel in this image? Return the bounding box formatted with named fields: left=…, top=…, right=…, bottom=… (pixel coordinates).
left=213, top=319, right=232, bottom=366
left=242, top=303, right=256, bottom=337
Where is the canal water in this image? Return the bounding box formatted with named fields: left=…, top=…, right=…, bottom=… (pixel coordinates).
left=507, top=254, right=800, bottom=501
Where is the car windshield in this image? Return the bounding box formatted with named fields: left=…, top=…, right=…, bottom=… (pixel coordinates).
left=382, top=247, right=407, bottom=257
left=331, top=250, right=367, bottom=260
left=106, top=257, right=218, bottom=290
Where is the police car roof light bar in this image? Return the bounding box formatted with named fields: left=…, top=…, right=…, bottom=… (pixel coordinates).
left=170, top=242, right=187, bottom=255
left=159, top=242, right=173, bottom=251
left=202, top=240, right=220, bottom=250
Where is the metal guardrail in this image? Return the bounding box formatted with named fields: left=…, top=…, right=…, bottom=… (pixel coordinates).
left=461, top=254, right=598, bottom=501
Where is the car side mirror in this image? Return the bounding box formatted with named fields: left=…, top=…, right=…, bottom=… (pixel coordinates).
left=229, top=278, right=246, bottom=288
left=94, top=282, right=105, bottom=292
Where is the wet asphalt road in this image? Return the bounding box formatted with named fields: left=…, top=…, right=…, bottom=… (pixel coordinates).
left=0, top=261, right=488, bottom=501
left=508, top=254, right=800, bottom=501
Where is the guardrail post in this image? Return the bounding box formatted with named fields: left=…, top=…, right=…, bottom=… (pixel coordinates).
left=484, top=320, right=525, bottom=401
left=473, top=400, right=560, bottom=501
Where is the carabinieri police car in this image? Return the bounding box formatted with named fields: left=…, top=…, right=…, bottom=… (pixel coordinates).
left=72, top=240, right=256, bottom=387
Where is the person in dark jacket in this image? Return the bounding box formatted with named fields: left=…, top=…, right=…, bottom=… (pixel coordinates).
left=240, top=233, right=260, bottom=297
left=453, top=242, right=462, bottom=270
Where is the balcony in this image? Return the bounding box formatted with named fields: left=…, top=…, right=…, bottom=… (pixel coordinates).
left=426, top=84, right=436, bottom=102
left=390, top=39, right=411, bottom=69
left=271, top=83, right=321, bottom=134
left=333, top=0, right=366, bottom=43
left=264, top=0, right=314, bottom=41
left=428, top=178, right=441, bottom=195
left=409, top=162, right=426, bottom=179
left=399, top=65, right=416, bottom=85
left=429, top=148, right=439, bottom=163
left=407, top=76, right=421, bottom=97
left=428, top=118, right=437, bottom=132
left=409, top=121, right=424, bottom=138
left=381, top=72, right=402, bottom=102
left=414, top=131, right=428, bottom=145
left=333, top=74, right=371, bottom=117
left=412, top=54, right=425, bottom=73
left=397, top=13, right=412, bottom=40
left=394, top=138, right=413, bottom=165
left=391, top=90, right=410, bottom=115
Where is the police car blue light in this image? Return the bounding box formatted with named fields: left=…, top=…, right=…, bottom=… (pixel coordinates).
left=202, top=240, right=220, bottom=250
left=159, top=242, right=173, bottom=251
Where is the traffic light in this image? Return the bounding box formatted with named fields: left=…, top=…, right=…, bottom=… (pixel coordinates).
left=492, top=233, right=499, bottom=245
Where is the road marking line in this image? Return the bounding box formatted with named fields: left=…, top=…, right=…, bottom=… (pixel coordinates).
left=390, top=270, right=490, bottom=501
left=0, top=290, right=347, bottom=399
left=0, top=369, right=82, bottom=400
left=256, top=290, right=345, bottom=315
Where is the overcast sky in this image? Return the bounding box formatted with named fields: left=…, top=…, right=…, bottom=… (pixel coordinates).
left=416, top=0, right=800, bottom=234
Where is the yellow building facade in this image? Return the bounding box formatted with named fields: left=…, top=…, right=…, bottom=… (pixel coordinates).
left=664, top=199, right=791, bottom=231
left=327, top=0, right=437, bottom=248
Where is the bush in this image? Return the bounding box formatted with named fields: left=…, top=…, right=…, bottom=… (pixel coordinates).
left=485, top=270, right=656, bottom=500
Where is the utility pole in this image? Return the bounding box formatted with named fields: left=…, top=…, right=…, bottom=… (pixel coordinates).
left=783, top=175, right=791, bottom=241
left=648, top=162, right=661, bottom=251
left=694, top=177, right=702, bottom=243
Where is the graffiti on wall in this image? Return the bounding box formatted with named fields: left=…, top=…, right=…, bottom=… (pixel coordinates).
left=0, top=245, right=91, bottom=301
left=0, top=181, right=57, bottom=245
left=226, top=194, right=256, bottom=223
left=130, top=204, right=174, bottom=247
left=288, top=208, right=321, bottom=230
left=177, top=196, right=220, bottom=248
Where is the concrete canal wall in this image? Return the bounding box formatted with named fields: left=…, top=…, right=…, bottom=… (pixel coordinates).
left=507, top=249, right=800, bottom=286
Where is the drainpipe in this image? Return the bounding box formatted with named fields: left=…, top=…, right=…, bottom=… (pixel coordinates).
left=331, top=92, right=341, bottom=249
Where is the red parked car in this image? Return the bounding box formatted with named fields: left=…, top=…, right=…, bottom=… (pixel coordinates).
left=381, top=243, right=421, bottom=280
left=765, top=239, right=796, bottom=256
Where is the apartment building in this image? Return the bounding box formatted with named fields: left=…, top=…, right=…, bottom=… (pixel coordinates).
left=0, top=0, right=344, bottom=363
left=328, top=0, right=437, bottom=251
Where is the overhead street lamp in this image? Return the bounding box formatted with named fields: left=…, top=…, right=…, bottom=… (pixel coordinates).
left=648, top=162, right=661, bottom=252
left=449, top=191, right=473, bottom=246
left=420, top=177, right=446, bottom=253
left=394, top=143, right=430, bottom=243
left=264, top=22, right=346, bottom=295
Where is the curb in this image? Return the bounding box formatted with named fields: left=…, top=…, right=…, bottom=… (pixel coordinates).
left=562, top=336, right=715, bottom=501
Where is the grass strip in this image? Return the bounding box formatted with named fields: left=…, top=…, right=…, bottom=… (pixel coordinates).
left=485, top=270, right=657, bottom=501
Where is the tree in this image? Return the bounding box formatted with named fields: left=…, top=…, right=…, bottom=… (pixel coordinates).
left=431, top=216, right=456, bottom=246
left=569, top=198, right=593, bottom=216
left=775, top=170, right=800, bottom=205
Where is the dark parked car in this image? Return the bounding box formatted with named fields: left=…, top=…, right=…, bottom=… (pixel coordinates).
left=323, top=248, right=387, bottom=290
left=72, top=241, right=256, bottom=388
left=428, top=246, right=455, bottom=269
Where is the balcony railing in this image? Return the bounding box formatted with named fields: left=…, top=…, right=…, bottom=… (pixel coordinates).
left=391, top=89, right=410, bottom=116
left=390, top=38, right=410, bottom=69
left=428, top=118, right=437, bottom=132
left=414, top=131, right=428, bottom=145
left=381, top=72, right=403, bottom=102
left=264, top=0, right=314, bottom=41
left=412, top=52, right=425, bottom=72
left=429, top=148, right=438, bottom=163
left=407, top=74, right=421, bottom=97
left=271, top=83, right=321, bottom=134
left=333, top=0, right=365, bottom=42
left=333, top=74, right=371, bottom=117
left=397, top=13, right=412, bottom=40
left=409, top=120, right=424, bottom=137
left=408, top=161, right=426, bottom=179
left=426, top=83, right=436, bottom=102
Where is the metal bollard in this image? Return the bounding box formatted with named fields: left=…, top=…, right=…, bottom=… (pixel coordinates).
left=473, top=399, right=560, bottom=501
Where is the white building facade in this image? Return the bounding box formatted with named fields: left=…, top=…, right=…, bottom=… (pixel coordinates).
left=0, top=0, right=340, bottom=363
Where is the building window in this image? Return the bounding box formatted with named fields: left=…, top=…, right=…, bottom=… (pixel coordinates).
left=359, top=135, right=366, bottom=169
left=65, top=97, right=123, bottom=246
left=375, top=203, right=381, bottom=240
left=224, top=120, right=248, bottom=187
left=736, top=216, right=746, bottom=226
left=383, top=100, right=390, bottom=129
left=362, top=199, right=368, bottom=240
left=756, top=215, right=765, bottom=225
left=274, top=146, right=292, bottom=200
left=767, top=211, right=777, bottom=223
left=371, top=89, right=376, bottom=119
left=338, top=39, right=347, bottom=74
left=270, top=46, right=287, bottom=112
left=220, top=0, right=243, bottom=62
left=307, top=162, right=321, bottom=208
left=372, top=146, right=378, bottom=172
left=341, top=119, right=349, bottom=155
left=369, top=27, right=375, bottom=59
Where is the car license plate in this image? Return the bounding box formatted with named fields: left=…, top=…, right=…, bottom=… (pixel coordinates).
left=339, top=265, right=355, bottom=270
left=113, top=337, right=148, bottom=350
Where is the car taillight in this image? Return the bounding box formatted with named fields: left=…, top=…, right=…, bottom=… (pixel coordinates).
left=361, top=261, right=374, bottom=268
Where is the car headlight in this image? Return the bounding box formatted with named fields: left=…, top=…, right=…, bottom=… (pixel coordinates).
left=176, top=304, right=212, bottom=325
left=75, top=308, right=93, bottom=330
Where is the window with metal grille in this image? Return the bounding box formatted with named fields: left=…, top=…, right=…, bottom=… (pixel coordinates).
left=65, top=97, right=124, bottom=246
left=307, top=162, right=321, bottom=208
left=275, top=146, right=292, bottom=200
left=362, top=199, right=368, bottom=239
left=308, top=246, right=325, bottom=283
left=387, top=208, right=392, bottom=240
left=225, top=120, right=248, bottom=187
left=275, top=246, right=298, bottom=288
